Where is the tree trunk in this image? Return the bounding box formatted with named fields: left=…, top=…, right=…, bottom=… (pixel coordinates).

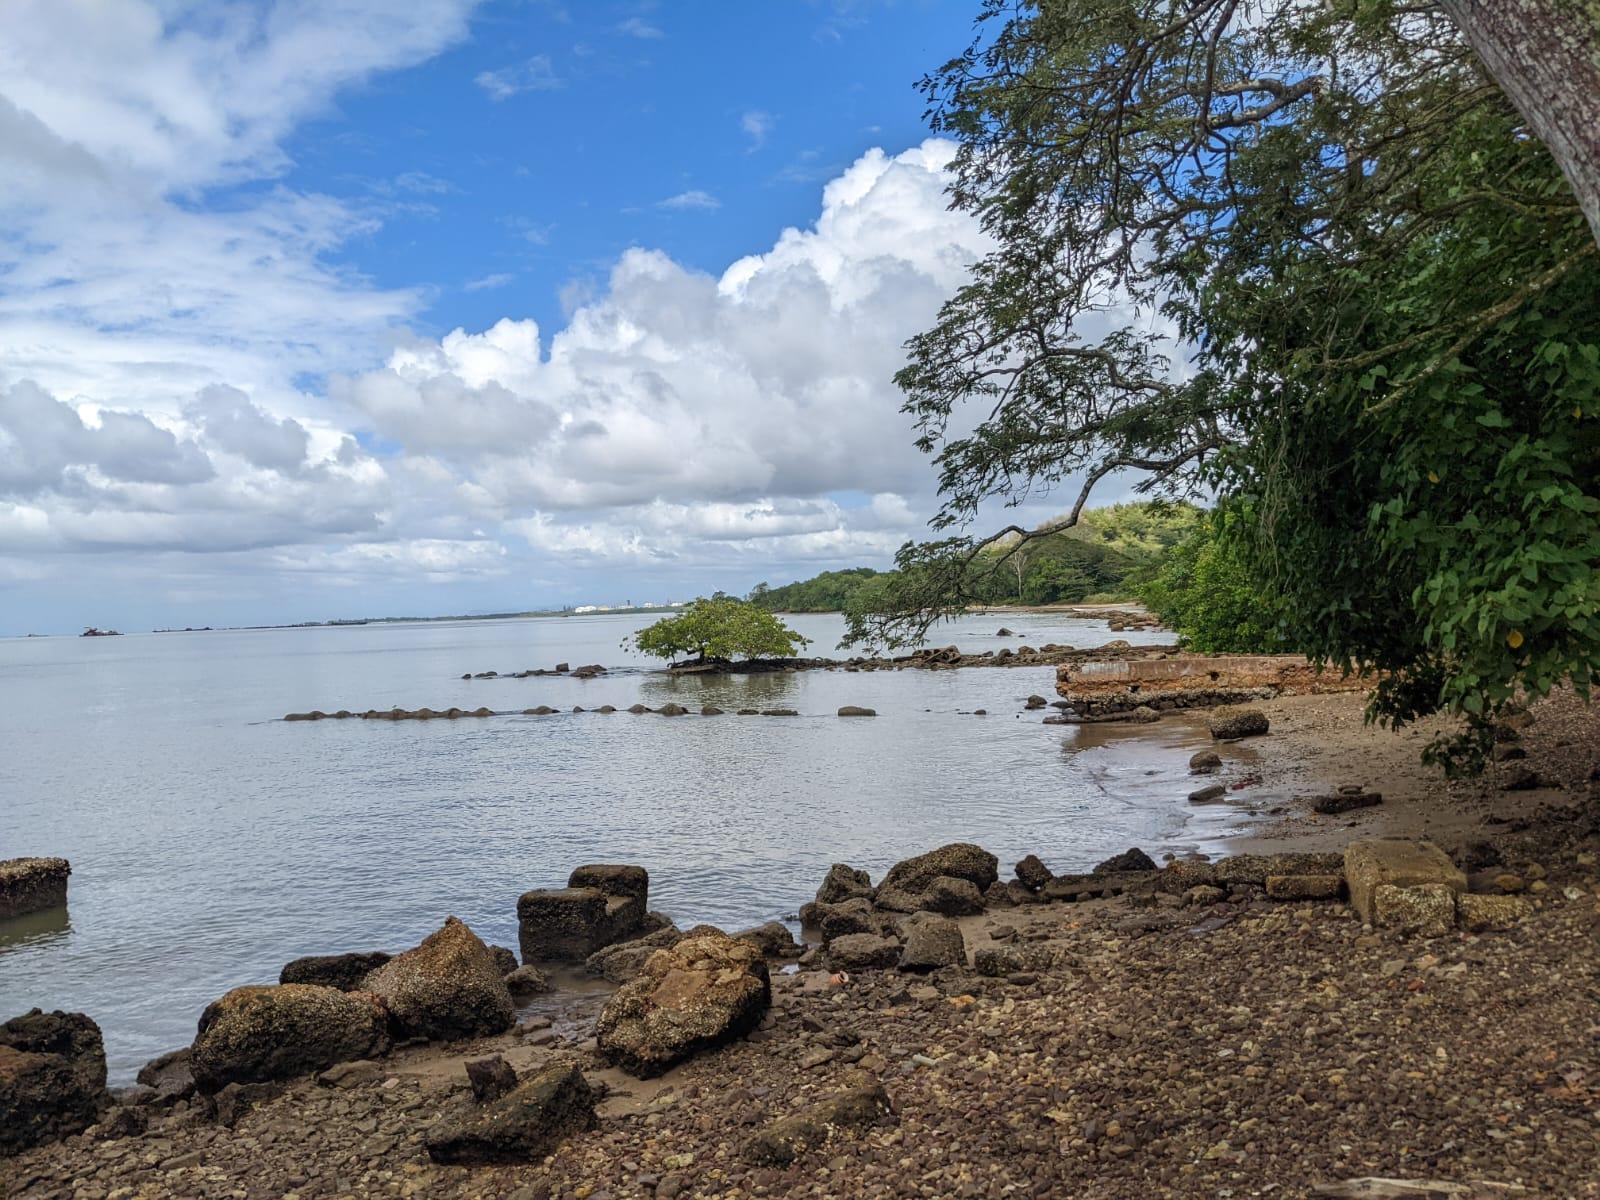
left=1440, top=0, right=1600, bottom=248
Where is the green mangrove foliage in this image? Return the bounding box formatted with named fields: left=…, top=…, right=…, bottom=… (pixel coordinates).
left=630, top=597, right=810, bottom=665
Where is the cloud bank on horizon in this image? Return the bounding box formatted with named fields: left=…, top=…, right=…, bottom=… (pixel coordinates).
left=0, top=0, right=1123, bottom=631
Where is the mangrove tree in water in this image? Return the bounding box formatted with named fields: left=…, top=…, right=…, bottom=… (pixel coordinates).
left=631, top=596, right=811, bottom=666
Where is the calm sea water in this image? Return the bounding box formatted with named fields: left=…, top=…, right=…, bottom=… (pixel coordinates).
left=1, top=611, right=1237, bottom=1082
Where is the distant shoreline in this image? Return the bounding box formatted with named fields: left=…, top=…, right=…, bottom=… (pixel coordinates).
left=11, top=602, right=1148, bottom=640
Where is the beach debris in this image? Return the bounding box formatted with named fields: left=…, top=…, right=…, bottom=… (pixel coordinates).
left=1311, top=1178, right=1528, bottom=1197
left=1454, top=893, right=1532, bottom=932
left=1344, top=838, right=1466, bottom=927
left=1265, top=874, right=1343, bottom=901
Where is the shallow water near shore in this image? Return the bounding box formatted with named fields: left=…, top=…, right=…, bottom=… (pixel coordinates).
left=2, top=610, right=1233, bottom=1082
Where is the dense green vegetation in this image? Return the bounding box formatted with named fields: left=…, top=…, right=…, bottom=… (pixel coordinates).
left=845, top=0, right=1598, bottom=769
left=748, top=502, right=1201, bottom=614
left=748, top=569, right=883, bottom=613
left=1135, top=513, right=1291, bottom=655
left=630, top=597, right=810, bottom=664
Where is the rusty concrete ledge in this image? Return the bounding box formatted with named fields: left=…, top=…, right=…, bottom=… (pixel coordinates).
left=1056, top=654, right=1366, bottom=716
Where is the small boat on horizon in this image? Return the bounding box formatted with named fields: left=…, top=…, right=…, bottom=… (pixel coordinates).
left=80, top=627, right=122, bottom=637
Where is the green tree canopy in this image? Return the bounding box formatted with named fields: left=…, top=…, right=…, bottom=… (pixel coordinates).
left=630, top=597, right=811, bottom=664
left=847, top=0, right=1599, bottom=767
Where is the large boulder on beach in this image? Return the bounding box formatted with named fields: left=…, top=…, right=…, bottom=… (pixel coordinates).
left=1208, top=706, right=1270, bottom=740
left=804, top=898, right=892, bottom=941
left=568, top=863, right=650, bottom=906
left=136, top=1047, right=196, bottom=1097
left=363, top=917, right=515, bottom=1042
left=0, top=1009, right=107, bottom=1156
left=426, top=1062, right=598, bottom=1165
left=1014, top=854, right=1053, bottom=891
left=584, top=926, right=685, bottom=984
left=880, top=843, right=998, bottom=896
left=816, top=863, right=873, bottom=905
left=595, top=930, right=771, bottom=1078
left=876, top=875, right=984, bottom=916
left=190, top=985, right=389, bottom=1092
left=1094, top=847, right=1157, bottom=875
left=0, top=857, right=71, bottom=920
left=898, top=914, right=965, bottom=972
left=827, top=933, right=902, bottom=972
left=279, top=951, right=392, bottom=992
left=735, top=921, right=802, bottom=959
left=519, top=866, right=648, bottom=963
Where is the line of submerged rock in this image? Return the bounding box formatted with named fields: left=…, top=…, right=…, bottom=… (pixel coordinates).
left=282, top=704, right=883, bottom=721
left=456, top=639, right=1178, bottom=683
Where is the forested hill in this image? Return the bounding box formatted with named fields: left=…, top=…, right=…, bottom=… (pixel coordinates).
left=747, top=569, right=885, bottom=613
left=748, top=503, right=1199, bottom=612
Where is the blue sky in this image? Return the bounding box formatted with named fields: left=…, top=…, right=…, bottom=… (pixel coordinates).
left=0, top=1, right=1144, bottom=635
left=285, top=1, right=972, bottom=346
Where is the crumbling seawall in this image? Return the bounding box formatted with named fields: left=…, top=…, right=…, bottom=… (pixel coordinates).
left=1056, top=654, right=1365, bottom=718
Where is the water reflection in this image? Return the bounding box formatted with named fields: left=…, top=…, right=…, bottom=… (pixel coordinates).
left=0, top=906, right=71, bottom=954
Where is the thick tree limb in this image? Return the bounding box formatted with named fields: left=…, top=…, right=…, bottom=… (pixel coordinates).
left=1440, top=0, right=1600, bottom=248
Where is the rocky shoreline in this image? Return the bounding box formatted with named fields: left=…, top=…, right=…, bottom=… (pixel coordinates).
left=7, top=724, right=1599, bottom=1196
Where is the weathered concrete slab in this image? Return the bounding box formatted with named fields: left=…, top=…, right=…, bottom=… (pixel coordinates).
left=1373, top=884, right=1457, bottom=937
left=1455, top=893, right=1531, bottom=932
left=1344, top=839, right=1465, bottom=925
left=1265, top=874, right=1343, bottom=901
left=1056, top=654, right=1364, bottom=716
left=0, top=858, right=70, bottom=920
